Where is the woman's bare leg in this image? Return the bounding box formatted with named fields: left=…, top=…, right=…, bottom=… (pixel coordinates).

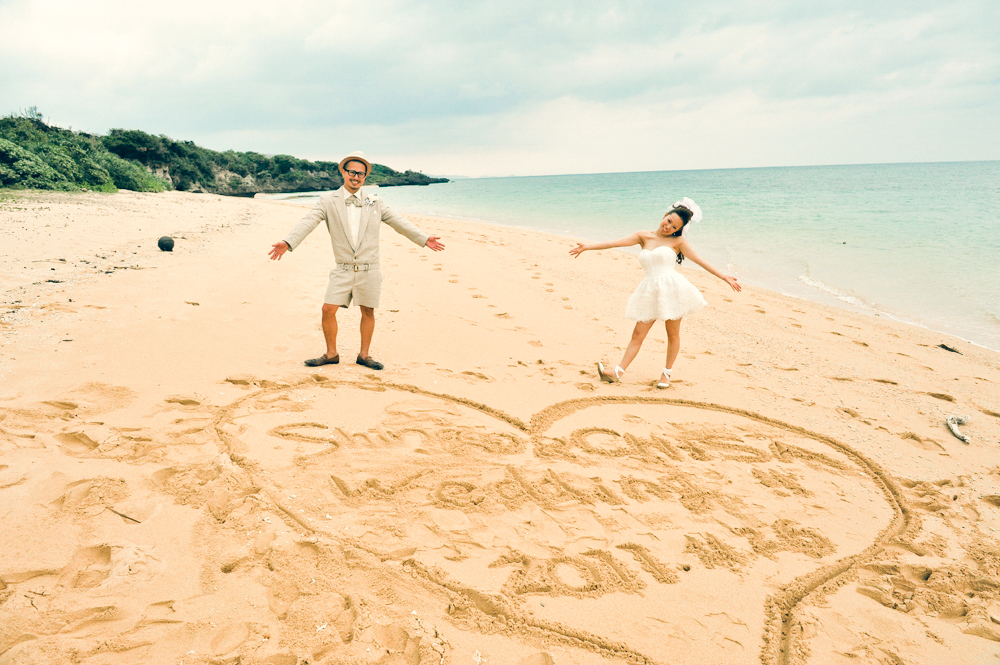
left=618, top=320, right=656, bottom=370
left=662, top=318, right=682, bottom=382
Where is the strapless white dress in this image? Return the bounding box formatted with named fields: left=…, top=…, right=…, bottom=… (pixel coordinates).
left=625, top=246, right=707, bottom=322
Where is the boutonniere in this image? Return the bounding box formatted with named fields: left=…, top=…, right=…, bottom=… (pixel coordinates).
left=363, top=197, right=375, bottom=209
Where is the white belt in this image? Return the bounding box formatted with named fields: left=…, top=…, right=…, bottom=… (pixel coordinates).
left=338, top=263, right=373, bottom=272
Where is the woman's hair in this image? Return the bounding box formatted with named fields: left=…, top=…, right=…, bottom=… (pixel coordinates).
left=665, top=206, right=692, bottom=264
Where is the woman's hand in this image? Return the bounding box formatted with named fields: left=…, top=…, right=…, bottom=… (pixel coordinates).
left=569, top=243, right=587, bottom=258
left=723, top=275, right=741, bottom=292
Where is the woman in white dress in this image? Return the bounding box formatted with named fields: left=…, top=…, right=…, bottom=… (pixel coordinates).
left=569, top=198, right=741, bottom=388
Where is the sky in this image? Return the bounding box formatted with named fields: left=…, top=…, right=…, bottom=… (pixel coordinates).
left=2, top=0, right=998, bottom=177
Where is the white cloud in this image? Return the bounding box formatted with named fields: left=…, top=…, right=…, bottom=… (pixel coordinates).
left=1, top=0, right=997, bottom=174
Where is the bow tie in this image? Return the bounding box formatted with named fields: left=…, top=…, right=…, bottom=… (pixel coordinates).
left=346, top=196, right=361, bottom=207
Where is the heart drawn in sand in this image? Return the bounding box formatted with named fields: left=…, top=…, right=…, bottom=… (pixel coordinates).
left=0, top=377, right=914, bottom=665
left=203, top=378, right=908, bottom=665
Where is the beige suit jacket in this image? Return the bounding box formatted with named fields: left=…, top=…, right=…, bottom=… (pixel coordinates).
left=283, top=187, right=429, bottom=264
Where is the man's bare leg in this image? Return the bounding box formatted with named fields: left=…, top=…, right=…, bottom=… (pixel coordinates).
left=359, top=306, right=375, bottom=359
left=356, top=306, right=383, bottom=369
left=321, top=303, right=339, bottom=357
left=304, top=303, right=341, bottom=366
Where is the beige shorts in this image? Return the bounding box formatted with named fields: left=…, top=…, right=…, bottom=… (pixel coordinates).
left=324, top=265, right=382, bottom=309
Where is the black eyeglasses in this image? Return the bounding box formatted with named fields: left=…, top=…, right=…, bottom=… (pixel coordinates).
left=344, top=169, right=367, bottom=178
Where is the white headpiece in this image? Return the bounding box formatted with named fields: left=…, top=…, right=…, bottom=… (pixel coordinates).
left=672, top=197, right=702, bottom=224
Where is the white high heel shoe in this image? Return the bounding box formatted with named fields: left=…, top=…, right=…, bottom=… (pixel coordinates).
left=597, top=362, right=625, bottom=383
left=657, top=368, right=672, bottom=389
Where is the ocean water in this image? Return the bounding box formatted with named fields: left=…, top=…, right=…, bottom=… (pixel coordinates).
left=267, top=161, right=1000, bottom=351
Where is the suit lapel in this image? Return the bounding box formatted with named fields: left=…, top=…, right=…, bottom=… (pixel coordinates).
left=333, top=187, right=355, bottom=251
left=356, top=187, right=375, bottom=251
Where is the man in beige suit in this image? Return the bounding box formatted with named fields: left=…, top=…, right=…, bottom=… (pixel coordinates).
left=268, top=151, right=445, bottom=369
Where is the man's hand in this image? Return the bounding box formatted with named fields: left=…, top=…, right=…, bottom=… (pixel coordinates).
left=269, top=241, right=290, bottom=260
left=426, top=236, right=445, bottom=252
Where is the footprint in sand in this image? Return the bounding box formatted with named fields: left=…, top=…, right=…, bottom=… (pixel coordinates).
left=223, top=376, right=281, bottom=390
left=58, top=545, right=112, bottom=588
left=52, top=477, right=129, bottom=516
left=460, top=371, right=494, bottom=383
left=165, top=396, right=201, bottom=406
left=0, top=465, right=28, bottom=489
left=54, top=431, right=100, bottom=454
left=43, top=400, right=78, bottom=410
left=190, top=622, right=252, bottom=657
left=140, top=599, right=177, bottom=622
left=367, top=623, right=420, bottom=661
left=899, top=431, right=945, bottom=452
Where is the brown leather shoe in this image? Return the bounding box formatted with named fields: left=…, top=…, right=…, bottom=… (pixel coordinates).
left=304, top=354, right=339, bottom=367
left=356, top=355, right=384, bottom=370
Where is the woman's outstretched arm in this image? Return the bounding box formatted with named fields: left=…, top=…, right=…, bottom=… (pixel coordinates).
left=676, top=240, right=742, bottom=291
left=569, top=232, right=643, bottom=257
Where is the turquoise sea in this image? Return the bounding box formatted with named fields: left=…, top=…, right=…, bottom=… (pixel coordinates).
left=267, top=161, right=1000, bottom=352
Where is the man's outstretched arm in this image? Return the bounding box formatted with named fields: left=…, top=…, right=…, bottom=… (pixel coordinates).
left=381, top=204, right=444, bottom=250
left=268, top=203, right=326, bottom=259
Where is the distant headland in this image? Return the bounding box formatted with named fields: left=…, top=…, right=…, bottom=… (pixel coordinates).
left=0, top=108, right=448, bottom=196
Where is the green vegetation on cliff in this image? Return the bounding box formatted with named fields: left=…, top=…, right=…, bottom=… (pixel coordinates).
left=0, top=109, right=447, bottom=195
left=0, top=110, right=169, bottom=193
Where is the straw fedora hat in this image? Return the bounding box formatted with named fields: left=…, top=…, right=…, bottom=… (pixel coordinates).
left=339, top=151, right=371, bottom=175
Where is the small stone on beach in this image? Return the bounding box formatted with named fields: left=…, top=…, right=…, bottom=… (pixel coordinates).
left=158, top=236, right=174, bottom=251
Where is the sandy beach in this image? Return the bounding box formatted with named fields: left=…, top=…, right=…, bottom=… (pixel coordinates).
left=2, top=190, right=999, bottom=665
